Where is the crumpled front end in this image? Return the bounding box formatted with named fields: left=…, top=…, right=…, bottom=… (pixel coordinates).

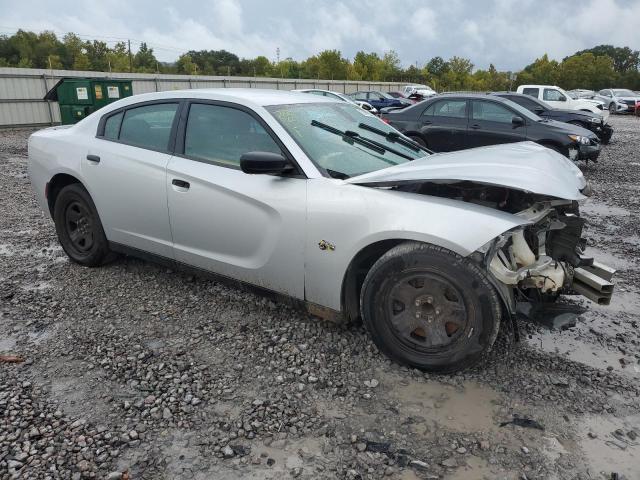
left=481, top=200, right=615, bottom=312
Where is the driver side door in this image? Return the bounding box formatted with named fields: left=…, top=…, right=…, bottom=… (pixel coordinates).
left=166, top=101, right=307, bottom=299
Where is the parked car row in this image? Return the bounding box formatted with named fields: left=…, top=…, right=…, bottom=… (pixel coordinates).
left=295, top=84, right=618, bottom=162
left=29, top=88, right=616, bottom=374
left=381, top=93, right=602, bottom=162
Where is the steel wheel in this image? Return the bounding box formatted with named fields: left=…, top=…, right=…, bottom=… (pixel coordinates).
left=360, top=242, right=501, bottom=373
left=386, top=272, right=468, bottom=350
left=64, top=201, right=95, bottom=253
left=53, top=183, right=112, bottom=266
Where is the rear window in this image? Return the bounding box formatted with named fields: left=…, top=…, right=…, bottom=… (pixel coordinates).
left=522, top=88, right=539, bottom=98
left=103, top=112, right=123, bottom=140
left=113, top=103, right=178, bottom=152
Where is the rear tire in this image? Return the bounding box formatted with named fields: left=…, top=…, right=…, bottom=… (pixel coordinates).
left=53, top=184, right=112, bottom=267
left=608, top=103, right=615, bottom=114
left=360, top=242, right=501, bottom=373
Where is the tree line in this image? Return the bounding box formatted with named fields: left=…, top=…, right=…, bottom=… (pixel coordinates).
left=1, top=30, right=639, bottom=91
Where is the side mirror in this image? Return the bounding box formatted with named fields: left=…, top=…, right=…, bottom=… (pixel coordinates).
left=534, top=106, right=545, bottom=114
left=512, top=116, right=525, bottom=127
left=558, top=96, right=567, bottom=102
left=240, top=152, right=293, bottom=175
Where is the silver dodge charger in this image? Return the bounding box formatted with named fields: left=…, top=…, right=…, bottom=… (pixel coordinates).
left=28, top=89, right=615, bottom=373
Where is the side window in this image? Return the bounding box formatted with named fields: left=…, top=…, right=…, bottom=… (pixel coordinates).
left=354, top=92, right=368, bottom=101
left=308, top=91, right=326, bottom=97
left=119, top=103, right=178, bottom=151
left=543, top=89, right=566, bottom=102
left=103, top=111, right=123, bottom=140
left=184, top=103, right=282, bottom=167
left=522, top=88, right=539, bottom=98
left=424, top=100, right=467, bottom=118
left=472, top=101, right=514, bottom=123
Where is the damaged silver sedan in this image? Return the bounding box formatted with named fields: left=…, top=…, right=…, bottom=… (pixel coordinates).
left=28, top=89, right=615, bottom=373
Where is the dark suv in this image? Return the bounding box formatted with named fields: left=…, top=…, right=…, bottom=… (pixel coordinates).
left=381, top=94, right=601, bottom=162
left=491, top=92, right=613, bottom=144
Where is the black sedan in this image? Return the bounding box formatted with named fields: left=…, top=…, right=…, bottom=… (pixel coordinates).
left=492, top=92, right=613, bottom=144
left=380, top=94, right=601, bottom=162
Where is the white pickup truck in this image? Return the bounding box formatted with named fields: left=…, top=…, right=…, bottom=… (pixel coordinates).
left=517, top=85, right=607, bottom=118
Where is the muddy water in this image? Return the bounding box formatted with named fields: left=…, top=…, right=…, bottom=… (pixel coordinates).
left=392, top=380, right=500, bottom=433
left=528, top=330, right=639, bottom=379
left=578, top=414, right=640, bottom=478
left=0, top=335, right=17, bottom=353
left=445, top=455, right=518, bottom=480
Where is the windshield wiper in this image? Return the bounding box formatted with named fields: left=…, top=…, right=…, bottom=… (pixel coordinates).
left=310, top=120, right=413, bottom=162
left=358, top=123, right=433, bottom=154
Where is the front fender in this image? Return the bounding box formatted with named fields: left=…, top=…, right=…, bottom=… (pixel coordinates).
left=304, top=180, right=529, bottom=310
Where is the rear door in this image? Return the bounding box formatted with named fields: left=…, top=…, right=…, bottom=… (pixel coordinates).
left=467, top=100, right=526, bottom=148
left=84, top=101, right=180, bottom=258
left=419, top=99, right=469, bottom=151
left=166, top=101, right=307, bottom=299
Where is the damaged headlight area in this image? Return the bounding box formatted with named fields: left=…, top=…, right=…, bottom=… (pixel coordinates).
left=479, top=201, right=616, bottom=308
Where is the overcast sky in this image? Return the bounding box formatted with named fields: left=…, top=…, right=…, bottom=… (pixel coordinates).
left=1, top=0, right=639, bottom=70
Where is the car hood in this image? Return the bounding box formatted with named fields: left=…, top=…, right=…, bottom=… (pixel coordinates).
left=540, top=119, right=596, bottom=137
left=550, top=108, right=600, bottom=120
left=345, top=141, right=587, bottom=201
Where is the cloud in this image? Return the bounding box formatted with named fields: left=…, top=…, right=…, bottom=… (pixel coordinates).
left=0, top=0, right=639, bottom=70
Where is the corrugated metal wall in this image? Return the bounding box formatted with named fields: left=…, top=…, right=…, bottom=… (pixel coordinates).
left=0, top=67, right=406, bottom=128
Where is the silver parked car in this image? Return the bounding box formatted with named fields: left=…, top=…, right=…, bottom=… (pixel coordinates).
left=596, top=88, right=640, bottom=114
left=28, top=89, right=615, bottom=373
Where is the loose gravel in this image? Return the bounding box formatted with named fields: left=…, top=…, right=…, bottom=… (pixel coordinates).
left=1, top=117, right=639, bottom=480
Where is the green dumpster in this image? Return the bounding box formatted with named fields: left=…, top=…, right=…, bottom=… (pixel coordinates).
left=44, top=78, right=133, bottom=125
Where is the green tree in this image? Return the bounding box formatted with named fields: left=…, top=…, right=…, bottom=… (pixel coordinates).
left=134, top=42, right=158, bottom=72
left=570, top=45, right=639, bottom=73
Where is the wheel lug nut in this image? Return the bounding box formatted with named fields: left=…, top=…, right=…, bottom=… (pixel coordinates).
left=435, top=308, right=441, bottom=315
left=415, top=300, right=421, bottom=306
left=426, top=296, right=433, bottom=304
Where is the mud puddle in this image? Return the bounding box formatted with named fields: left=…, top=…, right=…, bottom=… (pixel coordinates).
left=528, top=330, right=639, bottom=379
left=581, top=201, right=631, bottom=218
left=578, top=414, right=640, bottom=478
left=445, top=455, right=518, bottom=480
left=0, top=335, right=17, bottom=353
left=391, top=380, right=501, bottom=433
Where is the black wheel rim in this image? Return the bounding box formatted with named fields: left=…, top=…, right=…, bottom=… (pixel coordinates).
left=385, top=272, right=469, bottom=351
left=64, top=201, right=95, bottom=253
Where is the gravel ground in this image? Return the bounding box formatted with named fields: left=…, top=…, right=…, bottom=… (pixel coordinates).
left=1, top=117, right=639, bottom=480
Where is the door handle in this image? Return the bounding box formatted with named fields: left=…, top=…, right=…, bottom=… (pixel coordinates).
left=86, top=154, right=100, bottom=163
left=172, top=179, right=190, bottom=189
left=470, top=124, right=481, bottom=130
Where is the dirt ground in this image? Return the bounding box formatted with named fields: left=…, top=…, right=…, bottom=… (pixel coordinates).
left=1, top=115, right=639, bottom=480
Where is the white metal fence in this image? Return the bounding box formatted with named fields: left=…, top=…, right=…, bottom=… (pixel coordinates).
left=0, top=67, right=405, bottom=128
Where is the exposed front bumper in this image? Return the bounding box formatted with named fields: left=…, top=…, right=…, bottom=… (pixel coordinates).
left=589, top=123, right=613, bottom=143
left=573, top=141, right=601, bottom=161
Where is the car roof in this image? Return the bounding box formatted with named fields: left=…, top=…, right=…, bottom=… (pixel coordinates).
left=109, top=88, right=337, bottom=108
left=429, top=93, right=512, bottom=102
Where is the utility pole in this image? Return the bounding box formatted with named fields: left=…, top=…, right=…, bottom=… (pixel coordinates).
left=276, top=47, right=280, bottom=64
left=128, top=39, right=132, bottom=73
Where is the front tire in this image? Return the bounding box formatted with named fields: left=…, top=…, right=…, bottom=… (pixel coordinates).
left=608, top=103, right=616, bottom=114
left=53, top=183, right=112, bottom=267
left=360, top=242, right=501, bottom=373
